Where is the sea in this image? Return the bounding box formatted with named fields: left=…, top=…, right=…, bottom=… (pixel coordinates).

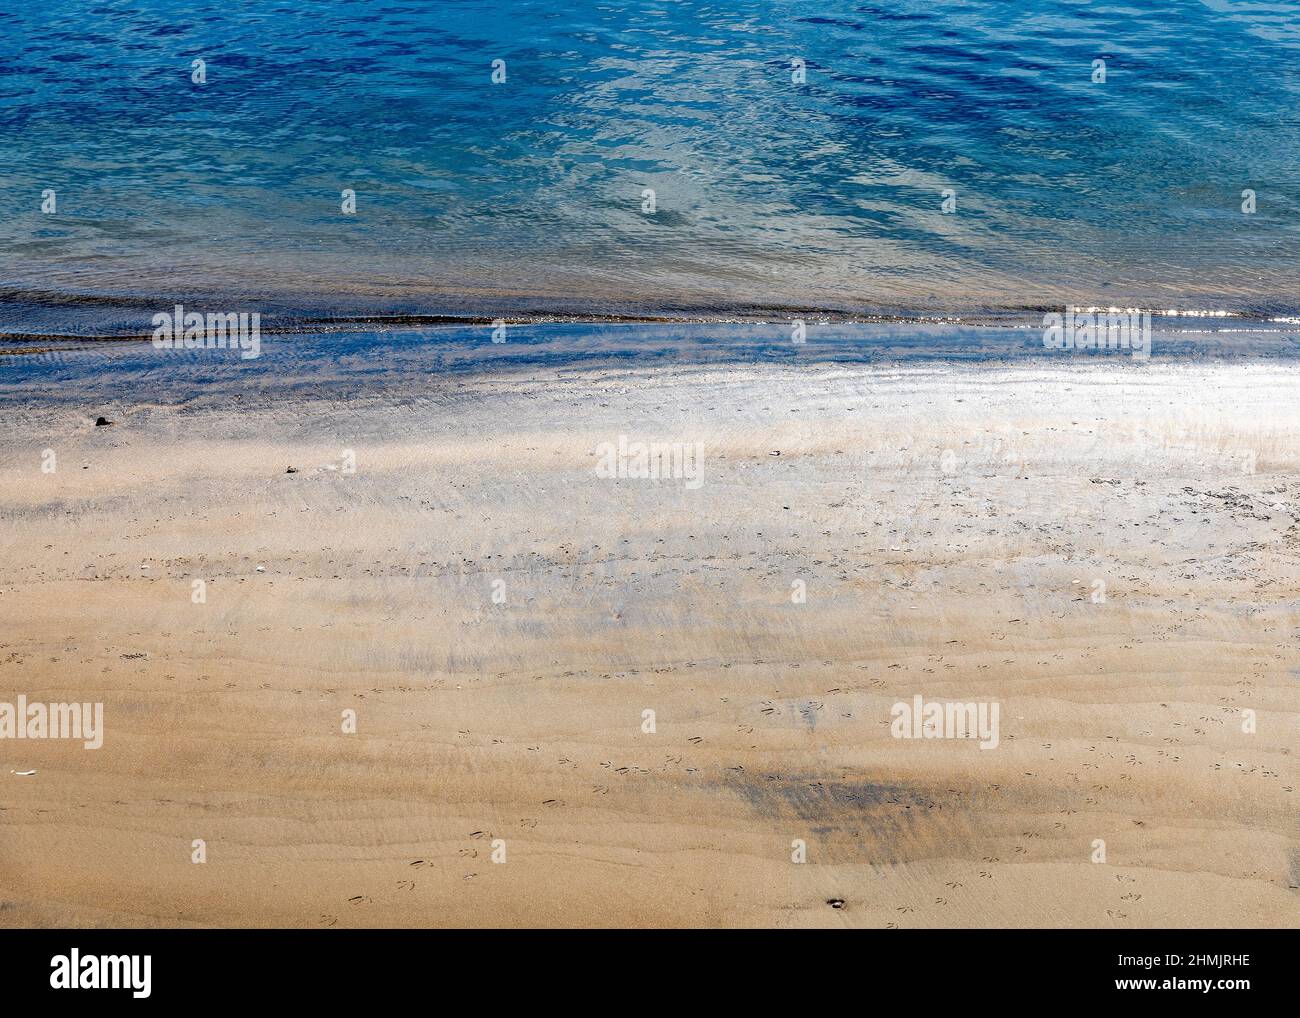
left=1, top=0, right=1298, bottom=351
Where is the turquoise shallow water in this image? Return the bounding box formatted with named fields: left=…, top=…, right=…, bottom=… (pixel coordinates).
left=2, top=1, right=1300, bottom=325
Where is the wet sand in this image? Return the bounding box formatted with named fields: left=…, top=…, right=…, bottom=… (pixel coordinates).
left=0, top=354, right=1297, bottom=927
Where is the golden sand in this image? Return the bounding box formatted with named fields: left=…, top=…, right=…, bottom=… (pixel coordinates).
left=0, top=360, right=1296, bottom=926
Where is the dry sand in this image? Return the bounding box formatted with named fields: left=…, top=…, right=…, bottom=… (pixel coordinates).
left=0, top=356, right=1297, bottom=927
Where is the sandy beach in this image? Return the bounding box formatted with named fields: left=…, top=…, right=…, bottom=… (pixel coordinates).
left=1, top=345, right=1297, bottom=927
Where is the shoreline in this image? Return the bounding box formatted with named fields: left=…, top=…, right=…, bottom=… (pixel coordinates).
left=4, top=283, right=1300, bottom=346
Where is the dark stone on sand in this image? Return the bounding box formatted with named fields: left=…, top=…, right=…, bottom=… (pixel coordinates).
left=94, top=417, right=113, bottom=427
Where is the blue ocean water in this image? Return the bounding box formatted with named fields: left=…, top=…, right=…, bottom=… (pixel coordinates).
left=2, top=0, right=1299, bottom=323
